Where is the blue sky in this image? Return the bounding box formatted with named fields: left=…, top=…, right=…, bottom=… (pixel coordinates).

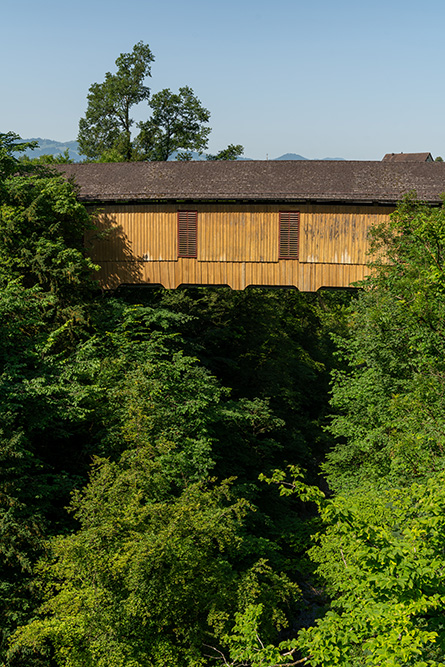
left=2, top=0, right=444, bottom=159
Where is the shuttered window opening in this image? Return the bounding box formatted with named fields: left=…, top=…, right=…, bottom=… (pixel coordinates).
left=279, top=211, right=299, bottom=259
left=178, top=211, right=197, bottom=258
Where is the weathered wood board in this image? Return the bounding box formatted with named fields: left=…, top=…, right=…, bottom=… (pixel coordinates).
left=87, top=203, right=393, bottom=290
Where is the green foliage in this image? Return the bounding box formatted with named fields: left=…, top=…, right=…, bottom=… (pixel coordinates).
left=138, top=286, right=348, bottom=476
left=77, top=43, right=246, bottom=162
left=206, top=144, right=244, bottom=161
left=325, top=196, right=445, bottom=491
left=77, top=41, right=154, bottom=161
left=0, top=137, right=97, bottom=302
left=219, top=603, right=301, bottom=666
left=259, top=465, right=325, bottom=505
left=111, top=287, right=350, bottom=585
left=21, top=149, right=74, bottom=165
left=9, top=449, right=297, bottom=667
left=234, top=466, right=445, bottom=666
left=0, top=277, right=346, bottom=665
left=298, top=475, right=445, bottom=666
left=137, top=86, right=211, bottom=161
left=70, top=302, right=225, bottom=477
left=0, top=142, right=358, bottom=666
left=0, top=135, right=100, bottom=663
left=0, top=132, right=38, bottom=180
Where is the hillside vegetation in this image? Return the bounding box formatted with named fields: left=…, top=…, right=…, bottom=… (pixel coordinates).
left=2, top=132, right=445, bottom=666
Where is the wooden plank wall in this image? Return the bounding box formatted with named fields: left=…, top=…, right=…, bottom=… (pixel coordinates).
left=87, top=203, right=393, bottom=291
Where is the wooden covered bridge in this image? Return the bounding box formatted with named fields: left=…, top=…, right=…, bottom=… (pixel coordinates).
left=58, top=157, right=445, bottom=291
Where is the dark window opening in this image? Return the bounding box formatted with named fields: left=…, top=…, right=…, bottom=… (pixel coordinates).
left=178, top=211, right=197, bottom=258
left=279, top=211, right=299, bottom=259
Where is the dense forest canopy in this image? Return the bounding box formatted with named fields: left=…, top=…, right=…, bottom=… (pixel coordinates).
left=2, top=131, right=445, bottom=665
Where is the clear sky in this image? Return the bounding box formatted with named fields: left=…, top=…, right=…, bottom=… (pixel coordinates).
left=2, top=0, right=444, bottom=160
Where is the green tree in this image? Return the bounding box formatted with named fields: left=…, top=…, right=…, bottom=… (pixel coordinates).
left=77, top=44, right=247, bottom=163
left=1, top=283, right=336, bottom=665
left=0, top=132, right=38, bottom=181
left=0, top=134, right=100, bottom=663
left=0, top=138, right=354, bottom=664
left=206, top=144, right=244, bottom=161
left=113, top=286, right=349, bottom=594
left=324, top=195, right=445, bottom=492
left=246, top=466, right=445, bottom=667
left=0, top=160, right=97, bottom=302
left=135, top=286, right=346, bottom=480
left=9, top=448, right=297, bottom=667
left=136, top=86, right=211, bottom=161
left=21, top=149, right=74, bottom=165
left=300, top=475, right=445, bottom=666
left=77, top=41, right=154, bottom=161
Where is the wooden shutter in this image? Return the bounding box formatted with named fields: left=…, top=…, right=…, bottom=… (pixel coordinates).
left=177, top=211, right=197, bottom=258
left=279, top=211, right=299, bottom=259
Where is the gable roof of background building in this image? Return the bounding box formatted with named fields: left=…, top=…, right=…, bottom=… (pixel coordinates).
left=382, top=152, right=434, bottom=163
left=55, top=160, right=445, bottom=205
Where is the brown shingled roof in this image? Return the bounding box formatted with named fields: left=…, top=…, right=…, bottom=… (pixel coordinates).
left=382, top=152, right=433, bottom=163
left=55, top=160, right=445, bottom=205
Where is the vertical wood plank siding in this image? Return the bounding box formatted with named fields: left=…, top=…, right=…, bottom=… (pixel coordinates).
left=89, top=203, right=393, bottom=290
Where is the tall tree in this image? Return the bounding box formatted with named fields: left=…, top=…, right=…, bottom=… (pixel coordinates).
left=0, top=132, right=37, bottom=177
left=248, top=467, right=445, bottom=666
left=136, top=86, right=211, bottom=161
left=77, top=41, right=154, bottom=161
left=0, top=134, right=99, bottom=663
left=77, top=44, right=247, bottom=162
left=9, top=448, right=297, bottom=667
left=298, top=475, right=445, bottom=666
left=325, top=195, right=445, bottom=492
left=0, top=133, right=96, bottom=302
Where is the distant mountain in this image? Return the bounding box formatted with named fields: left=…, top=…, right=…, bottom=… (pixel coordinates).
left=274, top=153, right=345, bottom=161
left=22, top=138, right=81, bottom=161
left=274, top=153, right=308, bottom=160
left=19, top=140, right=344, bottom=162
